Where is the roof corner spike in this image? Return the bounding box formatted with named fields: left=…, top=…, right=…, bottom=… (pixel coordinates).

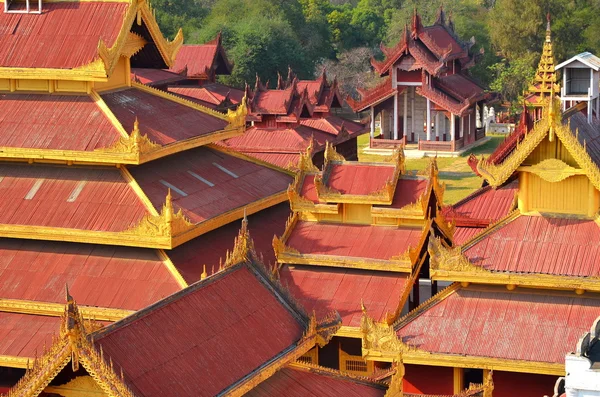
left=200, top=265, right=208, bottom=280
left=546, top=12, right=552, bottom=42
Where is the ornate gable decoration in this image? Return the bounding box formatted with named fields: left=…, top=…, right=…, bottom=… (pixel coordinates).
left=97, top=0, right=183, bottom=77
left=3, top=289, right=135, bottom=397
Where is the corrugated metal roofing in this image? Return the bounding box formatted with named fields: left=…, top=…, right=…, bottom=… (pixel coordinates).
left=327, top=163, right=396, bottom=196
left=0, top=94, right=121, bottom=151
left=131, top=68, right=187, bottom=86
left=453, top=226, right=483, bottom=246
left=396, top=285, right=600, bottom=364
left=0, top=164, right=147, bottom=232
left=0, top=312, right=59, bottom=358
left=437, top=74, right=485, bottom=101
left=252, top=88, right=294, bottom=115
left=464, top=215, right=600, bottom=277
left=169, top=44, right=218, bottom=77
left=567, top=111, right=600, bottom=169
left=169, top=203, right=290, bottom=283
left=101, top=88, right=229, bottom=146
left=300, top=175, right=319, bottom=203
left=95, top=265, right=305, bottom=397
left=446, top=180, right=518, bottom=226
left=222, top=126, right=331, bottom=153
left=286, top=221, right=423, bottom=261
left=0, top=2, right=127, bottom=69
left=240, top=152, right=301, bottom=170
left=377, top=178, right=428, bottom=209
left=130, top=147, right=292, bottom=224
left=0, top=239, right=180, bottom=310
left=281, top=264, right=409, bottom=327
left=245, top=366, right=386, bottom=396
left=300, top=116, right=367, bottom=137
left=420, top=25, right=465, bottom=57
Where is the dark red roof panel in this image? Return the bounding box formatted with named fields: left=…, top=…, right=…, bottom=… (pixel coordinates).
left=169, top=84, right=243, bottom=107
left=327, top=163, right=396, bottom=196
left=0, top=164, right=147, bottom=232
left=464, top=215, right=600, bottom=277
left=101, top=88, right=229, bottom=146
left=438, top=74, right=485, bottom=101
left=131, top=68, right=186, bottom=86
left=396, top=285, right=600, bottom=364
left=420, top=26, right=464, bottom=58
left=222, top=126, right=331, bottom=153
left=169, top=44, right=218, bottom=78
left=246, top=366, right=386, bottom=396
left=0, top=239, right=179, bottom=310
left=281, top=265, right=408, bottom=327
left=0, top=313, right=59, bottom=358
left=0, top=2, right=127, bottom=69
left=169, top=203, right=290, bottom=283
left=300, top=175, right=319, bottom=203
left=96, top=265, right=305, bottom=397
left=286, top=221, right=422, bottom=261
left=384, top=178, right=428, bottom=209
left=0, top=94, right=121, bottom=151
left=240, top=152, right=301, bottom=170
left=453, top=226, right=484, bottom=246
left=130, top=147, right=292, bottom=224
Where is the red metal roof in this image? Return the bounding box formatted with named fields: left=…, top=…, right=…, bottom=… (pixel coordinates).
left=453, top=226, right=484, bottom=246
left=168, top=203, right=290, bottom=283
left=239, top=152, right=301, bottom=170
left=420, top=26, right=465, bottom=58
left=222, top=125, right=330, bottom=153
left=131, top=68, right=186, bottom=86
left=379, top=178, right=428, bottom=209
left=0, top=2, right=127, bottom=69
left=246, top=366, right=386, bottom=396
left=437, top=74, right=485, bottom=102
left=300, top=175, right=319, bottom=203
left=168, top=84, right=243, bottom=108
left=0, top=94, right=121, bottom=151
left=252, top=88, right=294, bottom=115
left=286, top=221, right=423, bottom=261
left=463, top=215, right=600, bottom=277
left=0, top=164, right=147, bottom=232
left=395, top=285, right=600, bottom=364
left=169, top=41, right=231, bottom=78
left=0, top=312, right=59, bottom=358
left=281, top=265, right=409, bottom=327
left=95, top=264, right=305, bottom=397
left=300, top=116, right=367, bottom=137
left=327, top=163, right=396, bottom=196
left=101, top=88, right=229, bottom=146
left=445, top=180, right=518, bottom=227
left=0, top=239, right=180, bottom=310
left=130, top=147, right=292, bottom=224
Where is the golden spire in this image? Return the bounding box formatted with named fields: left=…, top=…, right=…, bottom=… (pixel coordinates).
left=529, top=13, right=558, bottom=99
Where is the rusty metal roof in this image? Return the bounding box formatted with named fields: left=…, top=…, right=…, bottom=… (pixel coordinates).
left=0, top=2, right=127, bottom=69
left=169, top=203, right=290, bottom=283
left=281, top=264, right=409, bottom=327
left=286, top=221, right=422, bottom=261
left=130, top=147, right=292, bottom=224
left=0, top=164, right=147, bottom=232
left=101, top=88, right=229, bottom=146
left=0, top=93, right=121, bottom=151
left=464, top=215, right=600, bottom=277
left=246, top=366, right=386, bottom=396
left=395, top=285, right=600, bottom=364
left=95, top=264, right=306, bottom=397
left=0, top=239, right=180, bottom=310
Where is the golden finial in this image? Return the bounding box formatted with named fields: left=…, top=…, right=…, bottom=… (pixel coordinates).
left=200, top=265, right=208, bottom=280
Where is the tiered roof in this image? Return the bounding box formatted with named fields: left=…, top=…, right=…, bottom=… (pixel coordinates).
left=361, top=43, right=600, bottom=377
left=274, top=144, right=454, bottom=332
left=0, top=0, right=299, bottom=378
left=348, top=7, right=489, bottom=115
left=220, top=69, right=366, bottom=170
left=0, top=222, right=341, bottom=397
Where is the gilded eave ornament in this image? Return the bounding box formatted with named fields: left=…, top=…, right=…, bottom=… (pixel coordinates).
left=227, top=94, right=248, bottom=129
left=3, top=290, right=135, bottom=397
left=99, top=118, right=161, bottom=158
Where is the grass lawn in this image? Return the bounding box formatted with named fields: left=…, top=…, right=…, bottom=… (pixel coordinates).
left=357, top=134, right=503, bottom=205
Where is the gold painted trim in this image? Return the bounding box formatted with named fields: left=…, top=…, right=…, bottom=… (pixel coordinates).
left=335, top=326, right=362, bottom=339
left=0, top=298, right=132, bottom=322
left=157, top=249, right=188, bottom=288
left=0, top=355, right=31, bottom=370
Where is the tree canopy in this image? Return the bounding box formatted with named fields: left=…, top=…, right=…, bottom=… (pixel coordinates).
left=153, top=0, right=600, bottom=109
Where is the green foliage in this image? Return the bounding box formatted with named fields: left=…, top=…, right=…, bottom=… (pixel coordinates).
left=488, top=54, right=537, bottom=106
left=151, top=0, right=600, bottom=110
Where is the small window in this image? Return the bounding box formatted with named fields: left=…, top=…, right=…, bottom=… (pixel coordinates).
left=566, top=68, right=590, bottom=95
left=4, top=0, right=42, bottom=14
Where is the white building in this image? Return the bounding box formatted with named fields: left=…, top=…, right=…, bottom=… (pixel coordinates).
left=554, top=316, right=600, bottom=397
left=556, top=52, right=600, bottom=123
